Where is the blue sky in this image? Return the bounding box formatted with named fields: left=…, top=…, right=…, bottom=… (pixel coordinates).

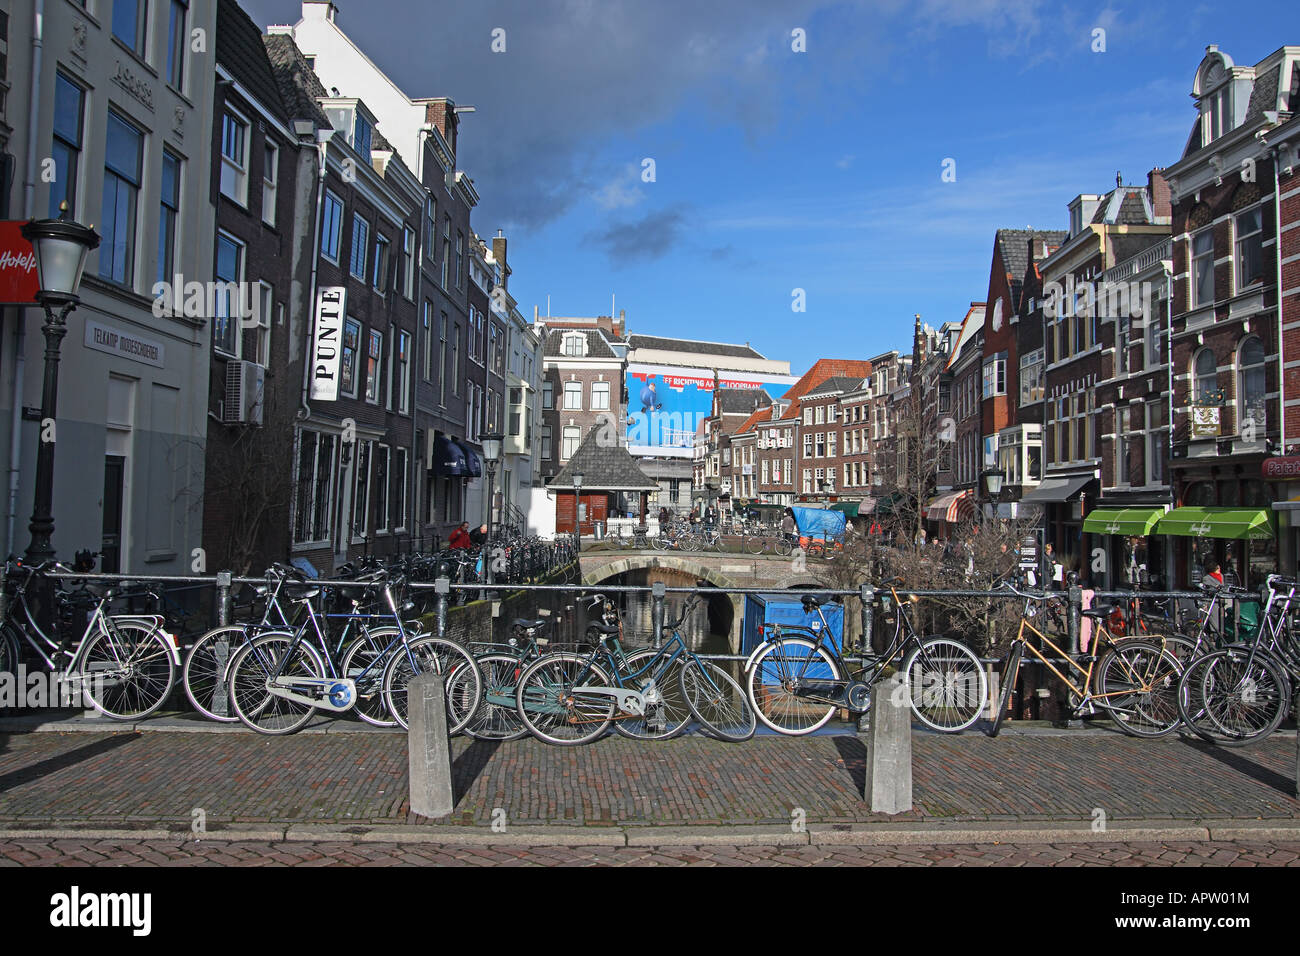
left=243, top=0, right=1294, bottom=376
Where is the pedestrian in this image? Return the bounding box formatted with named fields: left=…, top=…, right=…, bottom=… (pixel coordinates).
left=469, top=523, right=488, bottom=547
left=448, top=522, right=472, bottom=549
left=781, top=508, right=796, bottom=544
left=1203, top=559, right=1224, bottom=588
left=658, top=506, right=669, bottom=526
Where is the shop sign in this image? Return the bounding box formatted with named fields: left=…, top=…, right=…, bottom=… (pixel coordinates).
left=1190, top=406, right=1220, bottom=439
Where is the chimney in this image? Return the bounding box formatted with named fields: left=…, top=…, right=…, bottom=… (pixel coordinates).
left=492, top=234, right=508, bottom=275
left=303, top=1, right=339, bottom=22
left=1147, top=167, right=1171, bottom=219
left=425, top=98, right=458, bottom=159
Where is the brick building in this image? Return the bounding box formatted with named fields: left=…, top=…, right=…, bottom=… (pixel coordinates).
left=537, top=313, right=626, bottom=487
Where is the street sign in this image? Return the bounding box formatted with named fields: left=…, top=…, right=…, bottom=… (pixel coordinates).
left=1263, top=457, right=1300, bottom=478
left=0, top=222, right=39, bottom=305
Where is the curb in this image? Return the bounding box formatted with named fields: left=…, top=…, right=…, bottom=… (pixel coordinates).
left=2, top=818, right=1297, bottom=847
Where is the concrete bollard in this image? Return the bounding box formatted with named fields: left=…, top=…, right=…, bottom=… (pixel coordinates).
left=407, top=673, right=455, bottom=818
left=864, top=672, right=912, bottom=813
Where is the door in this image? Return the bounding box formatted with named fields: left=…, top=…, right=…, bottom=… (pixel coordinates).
left=101, top=456, right=125, bottom=573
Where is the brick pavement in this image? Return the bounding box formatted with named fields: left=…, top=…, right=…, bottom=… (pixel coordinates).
left=1, top=837, right=1298, bottom=866
left=0, top=727, right=1295, bottom=831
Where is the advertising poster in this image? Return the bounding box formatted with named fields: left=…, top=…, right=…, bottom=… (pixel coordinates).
left=625, top=362, right=796, bottom=457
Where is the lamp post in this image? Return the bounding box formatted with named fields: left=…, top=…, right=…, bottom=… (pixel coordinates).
left=20, top=208, right=101, bottom=565
left=480, top=431, right=503, bottom=593
left=572, top=470, right=584, bottom=554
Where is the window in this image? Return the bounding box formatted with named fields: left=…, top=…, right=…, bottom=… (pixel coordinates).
left=591, top=381, right=610, bottom=410
left=563, top=380, right=582, bottom=410
left=157, top=150, right=180, bottom=286
left=452, top=324, right=461, bottom=394
left=441, top=216, right=451, bottom=288
left=1146, top=405, right=1165, bottom=486
left=563, top=334, right=585, bottom=357
left=491, top=323, right=504, bottom=375
left=220, top=109, right=249, bottom=204
left=351, top=441, right=372, bottom=538
left=247, top=282, right=272, bottom=366
left=261, top=141, right=278, bottom=226
left=1192, top=229, right=1214, bottom=307
left=1234, top=207, right=1264, bottom=291
left=803, top=408, right=812, bottom=426
left=439, top=313, right=449, bottom=405
left=422, top=302, right=433, bottom=381
left=100, top=111, right=143, bottom=286
left=397, top=330, right=412, bottom=414
left=827, top=433, right=837, bottom=458
left=456, top=232, right=464, bottom=289
left=982, top=356, right=1006, bottom=398
left=814, top=406, right=824, bottom=425
left=353, top=112, right=372, bottom=156
left=341, top=318, right=361, bottom=397
left=1116, top=316, right=1130, bottom=375
left=402, top=227, right=415, bottom=299
left=1193, top=348, right=1217, bottom=403
left=112, top=0, right=146, bottom=54
left=424, top=198, right=436, bottom=262
left=541, top=425, right=552, bottom=459
left=1146, top=312, right=1166, bottom=368
left=371, top=233, right=390, bottom=292
left=349, top=215, right=369, bottom=280
left=803, top=434, right=812, bottom=457
left=50, top=73, right=84, bottom=219
left=1238, top=336, right=1267, bottom=437
left=292, top=430, right=336, bottom=544
left=374, top=445, right=390, bottom=533
left=365, top=329, right=383, bottom=403
left=393, top=448, right=408, bottom=531
left=1117, top=406, right=1131, bottom=486
left=212, top=232, right=243, bottom=355
left=321, top=191, right=343, bottom=263
left=815, top=433, right=825, bottom=457
left=542, top=382, right=554, bottom=409
left=1202, top=86, right=1230, bottom=145
left=166, top=0, right=187, bottom=89
left=561, top=426, right=580, bottom=461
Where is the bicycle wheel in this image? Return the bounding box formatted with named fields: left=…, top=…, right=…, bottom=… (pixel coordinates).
left=382, top=636, right=481, bottom=734
left=77, top=620, right=177, bottom=720
left=614, top=650, right=692, bottom=740
left=1195, top=647, right=1290, bottom=746
left=746, top=638, right=841, bottom=735
left=515, top=652, right=615, bottom=745
left=903, top=637, right=987, bottom=733
left=988, top=642, right=1022, bottom=737
left=182, top=625, right=251, bottom=722
left=227, top=633, right=325, bottom=735
left=775, top=537, right=793, bottom=557
left=744, top=534, right=766, bottom=556
left=463, top=653, right=529, bottom=741
left=681, top=657, right=756, bottom=742
left=340, top=629, right=401, bottom=727
left=1177, top=650, right=1231, bottom=743
left=1095, top=640, right=1183, bottom=738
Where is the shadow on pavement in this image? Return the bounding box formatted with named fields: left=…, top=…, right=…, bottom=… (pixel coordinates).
left=1180, top=737, right=1299, bottom=799
left=451, top=738, right=501, bottom=804
left=831, top=735, right=866, bottom=792
left=0, top=732, right=139, bottom=793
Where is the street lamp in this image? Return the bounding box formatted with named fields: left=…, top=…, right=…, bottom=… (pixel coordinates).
left=571, top=470, right=584, bottom=553
left=21, top=207, right=100, bottom=565
left=480, top=431, right=503, bottom=595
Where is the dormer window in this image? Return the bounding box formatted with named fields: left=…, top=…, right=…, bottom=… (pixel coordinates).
left=353, top=113, right=373, bottom=156
left=562, top=333, right=586, bottom=357
left=1202, top=86, right=1230, bottom=145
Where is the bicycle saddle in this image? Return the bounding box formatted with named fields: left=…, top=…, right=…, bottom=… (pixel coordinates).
left=513, top=618, right=546, bottom=630
left=587, top=622, right=620, bottom=635
left=286, top=585, right=321, bottom=601
left=1081, top=605, right=1116, bottom=620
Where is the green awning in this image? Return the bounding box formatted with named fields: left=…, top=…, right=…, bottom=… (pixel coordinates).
left=1155, top=507, right=1276, bottom=541
left=873, top=492, right=906, bottom=515
left=1082, top=507, right=1166, bottom=536
left=830, top=501, right=860, bottom=517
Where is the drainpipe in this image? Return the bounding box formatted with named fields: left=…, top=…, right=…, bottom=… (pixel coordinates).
left=1271, top=144, right=1285, bottom=455
left=298, top=132, right=331, bottom=422
left=7, top=0, right=46, bottom=554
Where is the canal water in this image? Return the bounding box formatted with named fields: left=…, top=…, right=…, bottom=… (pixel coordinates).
left=596, top=566, right=735, bottom=657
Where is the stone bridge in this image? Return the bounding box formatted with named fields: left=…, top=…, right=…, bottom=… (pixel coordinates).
left=578, top=550, right=827, bottom=651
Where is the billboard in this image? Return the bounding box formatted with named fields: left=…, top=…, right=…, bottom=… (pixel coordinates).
left=625, top=363, right=796, bottom=458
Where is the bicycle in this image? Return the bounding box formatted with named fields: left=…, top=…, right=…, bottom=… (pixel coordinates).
left=743, top=585, right=987, bottom=735
left=1177, top=575, right=1296, bottom=746
left=0, top=560, right=180, bottom=720
left=464, top=617, right=559, bottom=741
left=743, top=528, right=793, bottom=557
left=989, top=580, right=1184, bottom=738
left=513, top=590, right=756, bottom=745
left=224, top=570, right=480, bottom=735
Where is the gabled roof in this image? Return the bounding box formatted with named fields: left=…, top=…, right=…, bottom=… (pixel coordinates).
left=218, top=0, right=290, bottom=127
left=547, top=429, right=658, bottom=491
left=945, top=303, right=987, bottom=371
left=732, top=406, right=773, bottom=437
left=627, top=335, right=766, bottom=360
left=543, top=329, right=618, bottom=359
left=716, top=387, right=772, bottom=416
left=803, top=376, right=863, bottom=398
left=262, top=34, right=331, bottom=128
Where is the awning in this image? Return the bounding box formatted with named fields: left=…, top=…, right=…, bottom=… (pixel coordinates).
left=872, top=492, right=906, bottom=515
left=830, top=501, right=860, bottom=517
left=856, top=497, right=878, bottom=514
left=1155, top=507, right=1276, bottom=541
left=925, top=490, right=974, bottom=523
left=457, top=441, right=482, bottom=477
left=1020, top=475, right=1093, bottom=504
left=428, top=434, right=467, bottom=476
left=1082, top=507, right=1166, bottom=536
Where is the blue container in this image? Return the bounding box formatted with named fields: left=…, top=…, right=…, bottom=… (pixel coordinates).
left=742, top=593, right=844, bottom=656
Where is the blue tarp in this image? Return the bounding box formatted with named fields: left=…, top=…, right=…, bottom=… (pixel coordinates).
left=790, top=506, right=846, bottom=541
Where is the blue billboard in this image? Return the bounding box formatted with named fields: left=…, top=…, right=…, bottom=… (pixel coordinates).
left=625, top=363, right=796, bottom=458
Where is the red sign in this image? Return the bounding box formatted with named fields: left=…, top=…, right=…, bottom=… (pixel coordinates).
left=0, top=222, right=39, bottom=305
left=1263, top=457, right=1300, bottom=478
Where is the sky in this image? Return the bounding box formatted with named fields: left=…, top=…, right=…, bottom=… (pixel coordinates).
left=241, top=0, right=1296, bottom=377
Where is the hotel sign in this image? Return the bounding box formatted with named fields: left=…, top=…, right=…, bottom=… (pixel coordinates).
left=309, top=287, right=346, bottom=401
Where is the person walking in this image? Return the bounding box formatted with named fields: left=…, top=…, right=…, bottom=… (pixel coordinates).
left=781, top=508, right=796, bottom=545
left=448, top=522, right=473, bottom=549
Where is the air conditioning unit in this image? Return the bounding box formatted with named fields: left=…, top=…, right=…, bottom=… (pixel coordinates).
left=224, top=360, right=265, bottom=425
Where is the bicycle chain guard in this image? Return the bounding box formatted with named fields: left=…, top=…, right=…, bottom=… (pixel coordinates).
left=269, top=676, right=357, bottom=711
left=573, top=685, right=645, bottom=715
